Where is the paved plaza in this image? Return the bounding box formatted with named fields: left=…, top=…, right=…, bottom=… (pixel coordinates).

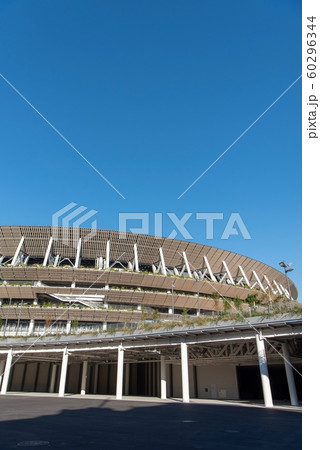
left=0, top=395, right=301, bottom=449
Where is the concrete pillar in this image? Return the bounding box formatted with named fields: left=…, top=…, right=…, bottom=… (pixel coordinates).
left=116, top=345, right=124, bottom=400
left=124, top=363, right=130, bottom=396
left=0, top=359, right=6, bottom=390
left=66, top=321, right=71, bottom=334
left=80, top=361, right=88, bottom=395
left=160, top=356, right=167, bottom=399
left=58, top=348, right=69, bottom=397
left=282, top=342, right=299, bottom=406
left=28, top=319, right=35, bottom=335
left=49, top=364, right=57, bottom=393
left=181, top=342, right=190, bottom=403
left=256, top=334, right=273, bottom=407
left=0, top=349, right=13, bottom=395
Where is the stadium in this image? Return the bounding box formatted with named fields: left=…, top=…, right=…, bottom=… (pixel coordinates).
left=0, top=225, right=301, bottom=407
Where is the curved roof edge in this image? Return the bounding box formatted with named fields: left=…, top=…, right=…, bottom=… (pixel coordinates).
left=0, top=225, right=298, bottom=299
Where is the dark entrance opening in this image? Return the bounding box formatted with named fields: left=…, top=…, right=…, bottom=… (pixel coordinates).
left=237, top=364, right=302, bottom=401
left=136, top=363, right=147, bottom=396
left=131, top=362, right=159, bottom=397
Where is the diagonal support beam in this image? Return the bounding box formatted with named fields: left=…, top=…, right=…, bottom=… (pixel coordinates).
left=222, top=261, right=235, bottom=285
left=43, top=237, right=53, bottom=267
left=75, top=238, right=82, bottom=268
left=263, top=275, right=276, bottom=294
left=238, top=265, right=251, bottom=288
left=183, top=251, right=192, bottom=278
left=204, top=256, right=217, bottom=281
left=279, top=284, right=290, bottom=299
left=11, top=236, right=25, bottom=266
left=252, top=270, right=266, bottom=292
left=272, top=280, right=282, bottom=294
left=134, top=243, right=139, bottom=272
left=53, top=254, right=60, bottom=267
left=159, top=247, right=167, bottom=275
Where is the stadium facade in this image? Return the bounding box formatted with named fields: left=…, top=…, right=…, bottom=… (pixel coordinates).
left=0, top=226, right=301, bottom=407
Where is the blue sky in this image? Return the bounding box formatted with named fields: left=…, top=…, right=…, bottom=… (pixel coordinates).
left=0, top=1, right=301, bottom=297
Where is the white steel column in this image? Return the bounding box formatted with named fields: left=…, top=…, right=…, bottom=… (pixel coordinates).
left=105, top=240, right=110, bottom=269
left=58, top=348, right=69, bottom=397
left=222, top=261, right=235, bottom=285
left=238, top=265, right=251, bottom=287
left=0, top=350, right=13, bottom=395
left=252, top=271, right=266, bottom=292
left=66, top=321, right=71, bottom=334
left=180, top=342, right=190, bottom=403
left=273, top=280, right=282, bottom=295
left=282, top=343, right=299, bottom=406
left=49, top=364, right=57, bottom=393
left=280, top=284, right=290, bottom=299
left=159, top=247, right=167, bottom=275
left=116, top=345, right=124, bottom=400
left=43, top=237, right=53, bottom=266
left=204, top=256, right=216, bottom=281
left=28, top=319, right=35, bottom=335
left=133, top=244, right=139, bottom=272
left=255, top=334, right=273, bottom=407
left=80, top=361, right=88, bottom=395
left=263, top=275, right=276, bottom=294
left=160, top=356, right=167, bottom=400
left=182, top=252, right=192, bottom=278
left=12, top=237, right=25, bottom=266
left=0, top=359, right=6, bottom=391
left=75, top=238, right=82, bottom=268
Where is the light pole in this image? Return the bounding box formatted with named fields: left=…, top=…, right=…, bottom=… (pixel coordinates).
left=279, top=261, right=294, bottom=305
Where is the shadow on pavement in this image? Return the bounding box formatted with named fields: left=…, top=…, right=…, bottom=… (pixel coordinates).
left=0, top=396, right=301, bottom=449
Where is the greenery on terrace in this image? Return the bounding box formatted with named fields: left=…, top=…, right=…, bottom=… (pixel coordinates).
left=0, top=304, right=302, bottom=340
left=0, top=279, right=284, bottom=307
left=0, top=291, right=300, bottom=314
left=0, top=264, right=265, bottom=293
left=0, top=298, right=301, bottom=340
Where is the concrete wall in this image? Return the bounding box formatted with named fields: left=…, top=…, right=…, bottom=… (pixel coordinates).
left=10, top=363, right=24, bottom=391
left=10, top=362, right=51, bottom=393
left=196, top=364, right=239, bottom=400
left=35, top=362, right=50, bottom=392
left=170, top=363, right=239, bottom=400
left=66, top=363, right=81, bottom=394
left=23, top=363, right=38, bottom=392
left=171, top=363, right=195, bottom=398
